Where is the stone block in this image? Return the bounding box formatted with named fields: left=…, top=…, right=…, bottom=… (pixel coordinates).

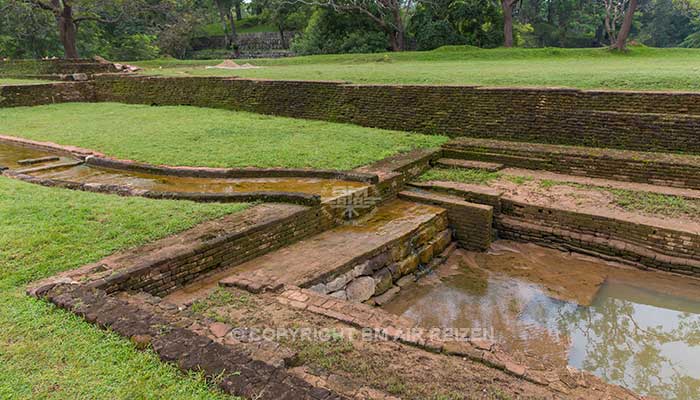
left=346, top=276, right=376, bottom=303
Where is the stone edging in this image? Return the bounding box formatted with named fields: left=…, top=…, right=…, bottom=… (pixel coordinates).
left=3, top=170, right=322, bottom=206
left=31, top=283, right=347, bottom=400
left=0, top=134, right=379, bottom=184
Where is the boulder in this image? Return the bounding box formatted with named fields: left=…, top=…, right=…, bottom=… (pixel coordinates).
left=346, top=276, right=375, bottom=303
left=372, top=268, right=393, bottom=295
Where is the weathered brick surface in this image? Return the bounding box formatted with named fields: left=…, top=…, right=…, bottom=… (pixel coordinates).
left=91, top=76, right=700, bottom=154
left=398, top=190, right=493, bottom=251
left=69, top=203, right=336, bottom=297
left=444, top=138, right=700, bottom=190
left=412, top=181, right=700, bottom=275
left=5, top=76, right=700, bottom=154
left=497, top=199, right=700, bottom=276
left=0, top=82, right=96, bottom=107
left=0, top=59, right=119, bottom=75
left=34, top=284, right=346, bottom=400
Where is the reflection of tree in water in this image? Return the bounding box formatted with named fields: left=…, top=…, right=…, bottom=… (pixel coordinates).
left=555, top=297, right=700, bottom=399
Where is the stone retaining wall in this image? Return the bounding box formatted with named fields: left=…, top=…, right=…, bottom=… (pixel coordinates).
left=443, top=138, right=700, bottom=190
left=4, top=77, right=700, bottom=154
left=191, top=31, right=298, bottom=52
left=497, top=200, right=700, bottom=276
left=411, top=182, right=700, bottom=275
left=307, top=213, right=452, bottom=306
left=92, top=76, right=700, bottom=154
left=85, top=204, right=332, bottom=297
left=398, top=190, right=494, bottom=251
left=0, top=59, right=118, bottom=76
left=0, top=81, right=95, bottom=107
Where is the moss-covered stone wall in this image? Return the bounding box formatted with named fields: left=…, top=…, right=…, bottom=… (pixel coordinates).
left=93, top=76, right=700, bottom=154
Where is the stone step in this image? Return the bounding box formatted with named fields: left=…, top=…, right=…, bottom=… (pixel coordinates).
left=398, top=189, right=494, bottom=251
left=442, top=137, right=700, bottom=190
left=17, top=155, right=59, bottom=165
left=435, top=158, right=504, bottom=172
left=219, top=199, right=452, bottom=303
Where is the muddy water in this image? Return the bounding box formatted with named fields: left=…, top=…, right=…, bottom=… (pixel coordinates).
left=0, top=143, right=59, bottom=169
left=383, top=242, right=700, bottom=400
left=29, top=164, right=368, bottom=199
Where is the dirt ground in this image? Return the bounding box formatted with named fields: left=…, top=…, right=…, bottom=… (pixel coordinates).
left=171, top=282, right=642, bottom=400
left=487, top=175, right=700, bottom=233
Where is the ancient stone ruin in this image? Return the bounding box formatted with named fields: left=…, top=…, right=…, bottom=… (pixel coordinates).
left=1, top=61, right=698, bottom=400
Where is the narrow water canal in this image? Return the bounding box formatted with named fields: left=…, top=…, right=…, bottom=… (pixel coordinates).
left=383, top=241, right=700, bottom=399
left=1, top=142, right=368, bottom=199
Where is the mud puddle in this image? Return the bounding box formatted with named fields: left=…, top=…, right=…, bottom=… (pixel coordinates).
left=383, top=241, right=700, bottom=400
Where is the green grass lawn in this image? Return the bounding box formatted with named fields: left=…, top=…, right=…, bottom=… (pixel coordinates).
left=0, top=176, right=247, bottom=399
left=135, top=46, right=700, bottom=91
left=0, top=78, right=51, bottom=86
left=0, top=103, right=447, bottom=170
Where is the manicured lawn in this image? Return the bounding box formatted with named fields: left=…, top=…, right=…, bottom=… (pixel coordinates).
left=0, top=78, right=50, bottom=86
left=0, top=176, right=246, bottom=399
left=135, top=46, right=700, bottom=91
left=0, top=103, right=447, bottom=170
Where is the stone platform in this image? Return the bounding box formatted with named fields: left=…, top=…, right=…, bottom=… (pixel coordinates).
left=219, top=199, right=452, bottom=303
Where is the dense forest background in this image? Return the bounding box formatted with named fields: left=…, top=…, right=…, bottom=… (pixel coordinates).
left=2, top=0, right=700, bottom=59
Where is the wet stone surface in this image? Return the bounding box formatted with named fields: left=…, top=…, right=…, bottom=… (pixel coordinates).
left=30, top=164, right=369, bottom=200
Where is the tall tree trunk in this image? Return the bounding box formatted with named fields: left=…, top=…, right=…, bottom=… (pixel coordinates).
left=390, top=3, right=404, bottom=51
left=215, top=0, right=233, bottom=48
left=217, top=10, right=230, bottom=48
left=502, top=0, right=515, bottom=48
left=235, top=2, right=242, bottom=20
left=58, top=3, right=79, bottom=58
left=226, top=10, right=241, bottom=58
left=613, top=0, right=637, bottom=50
left=279, top=26, right=287, bottom=49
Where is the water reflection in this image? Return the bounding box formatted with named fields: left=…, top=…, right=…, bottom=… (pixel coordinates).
left=383, top=242, right=700, bottom=399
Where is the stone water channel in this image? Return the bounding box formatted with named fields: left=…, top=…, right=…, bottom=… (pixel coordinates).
left=0, top=142, right=368, bottom=200
left=6, top=140, right=700, bottom=398
left=384, top=241, right=700, bottom=400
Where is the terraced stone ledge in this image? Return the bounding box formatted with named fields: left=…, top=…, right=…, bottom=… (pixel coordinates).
left=410, top=181, right=700, bottom=276
left=443, top=137, right=700, bottom=190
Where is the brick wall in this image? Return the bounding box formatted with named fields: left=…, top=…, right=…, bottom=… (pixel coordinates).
left=399, top=190, right=493, bottom=251
left=0, top=82, right=95, bottom=107
left=4, top=76, right=700, bottom=154
left=0, top=59, right=118, bottom=76
left=443, top=138, right=700, bottom=190
left=497, top=199, right=700, bottom=276
left=93, top=204, right=334, bottom=297
left=92, top=76, right=700, bottom=154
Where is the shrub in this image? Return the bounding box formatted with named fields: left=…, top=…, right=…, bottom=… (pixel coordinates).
left=109, top=34, right=160, bottom=61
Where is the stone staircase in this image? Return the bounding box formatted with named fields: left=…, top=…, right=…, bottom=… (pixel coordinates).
left=218, top=199, right=454, bottom=305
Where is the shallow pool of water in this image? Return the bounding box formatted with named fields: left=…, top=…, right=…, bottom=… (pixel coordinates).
left=0, top=143, right=55, bottom=169
left=383, top=242, right=700, bottom=399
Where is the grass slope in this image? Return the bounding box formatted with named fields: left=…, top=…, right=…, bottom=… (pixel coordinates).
left=0, top=103, right=447, bottom=170
left=0, top=176, right=246, bottom=399
left=135, top=46, right=700, bottom=91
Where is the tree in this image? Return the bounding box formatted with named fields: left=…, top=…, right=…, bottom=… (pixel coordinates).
left=297, top=0, right=414, bottom=51
left=213, top=0, right=238, bottom=50
left=604, top=0, right=638, bottom=49
left=501, top=0, right=518, bottom=47
left=20, top=0, right=162, bottom=59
